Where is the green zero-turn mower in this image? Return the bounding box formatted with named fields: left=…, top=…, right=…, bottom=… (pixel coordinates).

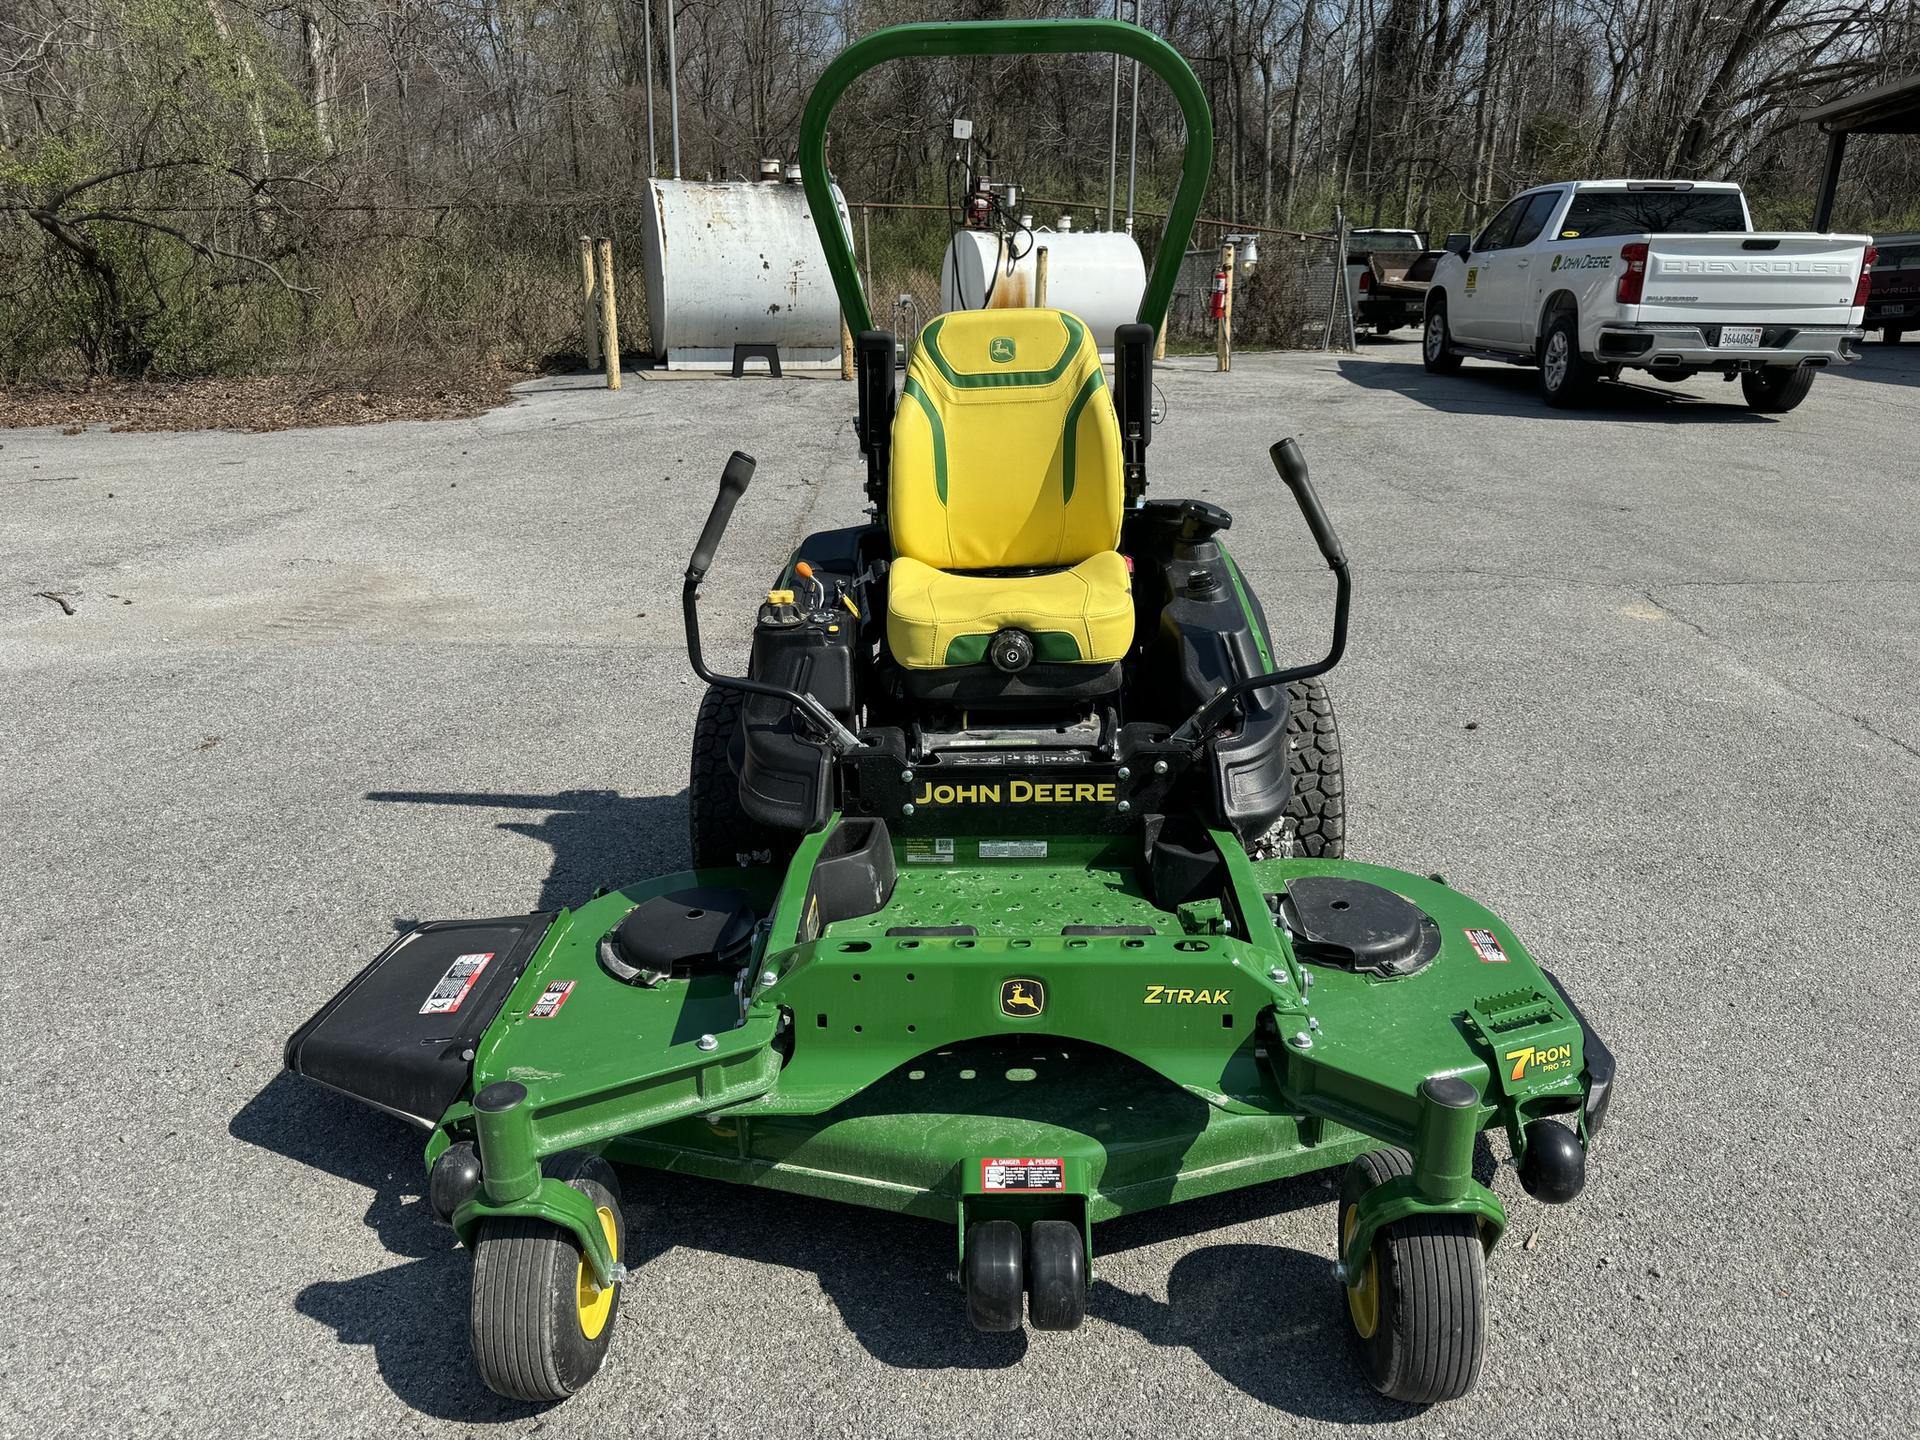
left=285, top=18, right=1615, bottom=1408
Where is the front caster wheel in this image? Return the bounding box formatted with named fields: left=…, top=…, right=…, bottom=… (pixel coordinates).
left=964, top=1220, right=1025, bottom=1332
left=470, top=1151, right=626, bottom=1402
left=1338, top=1148, right=1487, bottom=1404
left=1025, top=1220, right=1087, bottom=1331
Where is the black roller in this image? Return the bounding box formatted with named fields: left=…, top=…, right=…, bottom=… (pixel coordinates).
left=1517, top=1118, right=1587, bottom=1204
left=429, top=1141, right=483, bottom=1225
left=963, top=1220, right=1026, bottom=1332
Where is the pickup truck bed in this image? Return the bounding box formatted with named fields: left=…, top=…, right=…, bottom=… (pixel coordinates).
left=1423, top=180, right=1870, bottom=412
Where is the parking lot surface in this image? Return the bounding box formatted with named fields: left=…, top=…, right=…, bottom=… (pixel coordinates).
left=4, top=341, right=1917, bottom=1438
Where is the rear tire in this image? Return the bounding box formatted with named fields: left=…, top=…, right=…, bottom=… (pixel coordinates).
left=470, top=1152, right=626, bottom=1402
left=1338, top=1148, right=1487, bottom=1404
left=1281, top=678, right=1344, bottom=858
left=689, top=685, right=795, bottom=870
left=1884, top=329, right=1903, bottom=344
left=1422, top=302, right=1463, bottom=374
left=1538, top=312, right=1594, bottom=407
left=1741, top=365, right=1816, bottom=413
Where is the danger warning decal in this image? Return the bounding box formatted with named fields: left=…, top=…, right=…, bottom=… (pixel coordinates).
left=981, top=1157, right=1065, bottom=1192
left=1465, top=928, right=1509, bottom=964
left=529, top=980, right=575, bottom=1019
left=420, top=952, right=493, bottom=1014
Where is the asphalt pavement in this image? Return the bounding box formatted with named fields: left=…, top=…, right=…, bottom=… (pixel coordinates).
left=3, top=339, right=1917, bottom=1438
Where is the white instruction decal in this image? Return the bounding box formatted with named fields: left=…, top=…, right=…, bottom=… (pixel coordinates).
left=981, top=1157, right=1065, bottom=1192
left=421, top=952, right=493, bottom=1014
left=529, top=980, right=575, bottom=1019
left=980, top=840, right=1047, bottom=860
left=1465, top=928, right=1509, bottom=964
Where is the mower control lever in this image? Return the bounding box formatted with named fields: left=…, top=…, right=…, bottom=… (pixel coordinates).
left=1169, top=438, right=1351, bottom=748
left=1271, top=437, right=1346, bottom=569
left=688, top=451, right=757, bottom=584
left=683, top=454, right=865, bottom=755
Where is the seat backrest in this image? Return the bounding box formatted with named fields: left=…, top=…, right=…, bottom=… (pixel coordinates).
left=890, top=308, right=1123, bottom=571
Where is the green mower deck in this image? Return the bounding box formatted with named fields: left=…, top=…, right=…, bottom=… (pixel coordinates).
left=436, top=839, right=1599, bottom=1251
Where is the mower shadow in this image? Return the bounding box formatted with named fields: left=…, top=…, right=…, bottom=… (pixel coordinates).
left=231, top=1073, right=550, bottom=1424
left=364, top=786, right=692, bottom=913
left=1336, top=353, right=1776, bottom=422
left=1091, top=1248, right=1421, bottom=1425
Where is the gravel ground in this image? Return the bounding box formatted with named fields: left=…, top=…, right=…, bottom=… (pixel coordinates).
left=3, top=340, right=1917, bottom=1439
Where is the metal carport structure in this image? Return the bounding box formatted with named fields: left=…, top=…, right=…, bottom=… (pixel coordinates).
left=1802, top=73, right=1920, bottom=230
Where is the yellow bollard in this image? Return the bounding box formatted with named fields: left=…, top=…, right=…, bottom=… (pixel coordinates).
left=597, top=237, right=621, bottom=391
left=1216, top=242, right=1235, bottom=373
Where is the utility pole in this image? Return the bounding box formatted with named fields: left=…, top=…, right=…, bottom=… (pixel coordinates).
left=642, top=0, right=657, bottom=177
left=1125, top=0, right=1141, bottom=228
left=1106, top=0, right=1122, bottom=228
left=665, top=0, right=682, bottom=178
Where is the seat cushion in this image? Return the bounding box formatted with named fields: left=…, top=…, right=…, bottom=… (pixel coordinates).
left=890, top=309, right=1124, bottom=572
left=886, top=551, right=1133, bottom=671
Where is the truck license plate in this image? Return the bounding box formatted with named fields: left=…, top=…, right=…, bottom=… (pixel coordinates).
left=1720, top=326, right=1762, bottom=349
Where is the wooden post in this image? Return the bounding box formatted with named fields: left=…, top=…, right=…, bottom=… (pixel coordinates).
left=597, top=237, right=621, bottom=390
left=578, top=236, right=601, bottom=369
left=1216, top=241, right=1236, bottom=373
left=1035, top=246, right=1050, bottom=308
left=841, top=315, right=854, bottom=381
left=1154, top=322, right=1167, bottom=361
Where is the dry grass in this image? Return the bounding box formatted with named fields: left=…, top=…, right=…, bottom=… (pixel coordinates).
left=0, top=366, right=527, bottom=433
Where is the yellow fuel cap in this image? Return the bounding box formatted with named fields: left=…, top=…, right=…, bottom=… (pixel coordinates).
left=767, top=589, right=795, bottom=605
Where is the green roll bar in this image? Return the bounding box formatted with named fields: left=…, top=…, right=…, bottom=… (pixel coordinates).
left=797, top=19, right=1215, bottom=338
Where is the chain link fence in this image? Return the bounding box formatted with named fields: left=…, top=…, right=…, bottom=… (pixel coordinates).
left=849, top=201, right=1356, bottom=357
left=2, top=191, right=1354, bottom=385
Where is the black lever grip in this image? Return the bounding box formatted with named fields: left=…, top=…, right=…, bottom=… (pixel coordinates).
left=1269, top=438, right=1346, bottom=569
left=688, top=451, right=756, bottom=582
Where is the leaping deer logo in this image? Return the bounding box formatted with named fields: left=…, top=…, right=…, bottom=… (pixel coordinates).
left=1000, top=979, right=1045, bottom=1017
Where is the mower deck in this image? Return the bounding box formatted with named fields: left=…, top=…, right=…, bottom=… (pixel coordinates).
left=410, top=841, right=1601, bottom=1243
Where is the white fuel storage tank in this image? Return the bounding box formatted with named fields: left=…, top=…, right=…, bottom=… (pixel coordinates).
left=940, top=228, right=1147, bottom=348
left=638, top=174, right=853, bottom=370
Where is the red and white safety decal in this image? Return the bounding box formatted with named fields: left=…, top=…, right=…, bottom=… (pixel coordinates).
left=529, top=980, right=575, bottom=1019
left=420, top=952, right=493, bottom=1014
left=1465, top=927, right=1509, bottom=964
left=981, top=1157, right=1065, bottom=1192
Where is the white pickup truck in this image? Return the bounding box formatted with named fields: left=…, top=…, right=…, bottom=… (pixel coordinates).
left=1423, top=179, right=1874, bottom=412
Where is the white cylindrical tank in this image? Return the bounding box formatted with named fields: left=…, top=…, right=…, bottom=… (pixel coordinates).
left=940, top=228, right=1147, bottom=348
left=639, top=177, right=853, bottom=370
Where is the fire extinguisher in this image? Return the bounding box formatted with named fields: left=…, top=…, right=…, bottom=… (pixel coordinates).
left=1210, top=267, right=1229, bottom=320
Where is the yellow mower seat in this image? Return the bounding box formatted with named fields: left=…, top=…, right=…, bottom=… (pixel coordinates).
left=887, top=308, right=1131, bottom=671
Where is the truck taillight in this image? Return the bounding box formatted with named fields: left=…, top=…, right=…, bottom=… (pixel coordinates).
left=1358, top=269, right=1372, bottom=293
left=1616, top=243, right=1648, bottom=304
left=1854, top=245, right=1878, bottom=307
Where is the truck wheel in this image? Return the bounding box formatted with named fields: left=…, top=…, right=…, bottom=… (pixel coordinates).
left=1338, top=1148, right=1487, bottom=1404
left=1741, top=365, right=1816, bottom=413
left=1422, top=303, right=1463, bottom=374
left=1375, top=322, right=1397, bottom=339
left=1883, top=329, right=1903, bottom=345
left=1538, top=313, right=1593, bottom=407
left=470, top=1152, right=626, bottom=1402
left=689, top=685, right=795, bottom=870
